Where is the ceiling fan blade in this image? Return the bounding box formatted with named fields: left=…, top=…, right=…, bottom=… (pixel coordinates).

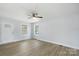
left=36, top=16, right=43, bottom=18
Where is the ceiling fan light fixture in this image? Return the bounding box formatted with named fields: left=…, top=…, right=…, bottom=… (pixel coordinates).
left=32, top=17, right=37, bottom=20
left=32, top=17, right=40, bottom=22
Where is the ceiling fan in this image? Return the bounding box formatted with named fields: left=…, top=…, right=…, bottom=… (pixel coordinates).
left=26, top=9, right=43, bottom=22
left=32, top=12, right=43, bottom=18
left=27, top=11, right=43, bottom=19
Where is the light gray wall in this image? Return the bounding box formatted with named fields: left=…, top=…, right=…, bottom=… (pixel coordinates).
left=35, top=16, right=79, bottom=49
left=0, top=24, right=1, bottom=41
left=34, top=4, right=79, bottom=49
left=0, top=20, right=1, bottom=42
left=0, top=17, right=31, bottom=44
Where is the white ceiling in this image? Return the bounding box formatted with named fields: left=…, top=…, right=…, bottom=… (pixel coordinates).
left=0, top=3, right=79, bottom=23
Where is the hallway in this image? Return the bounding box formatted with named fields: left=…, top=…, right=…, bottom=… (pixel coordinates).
left=0, top=39, right=79, bottom=56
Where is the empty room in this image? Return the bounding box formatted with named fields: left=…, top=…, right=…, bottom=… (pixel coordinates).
left=0, top=3, right=79, bottom=56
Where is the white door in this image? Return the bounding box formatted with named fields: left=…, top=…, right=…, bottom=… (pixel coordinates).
left=1, top=23, right=14, bottom=43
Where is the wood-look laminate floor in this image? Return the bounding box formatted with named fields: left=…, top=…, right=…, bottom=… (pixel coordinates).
left=0, top=39, right=79, bottom=56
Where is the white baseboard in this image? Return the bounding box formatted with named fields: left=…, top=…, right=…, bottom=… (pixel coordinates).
left=0, top=39, right=29, bottom=45
left=34, top=37, right=79, bottom=50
